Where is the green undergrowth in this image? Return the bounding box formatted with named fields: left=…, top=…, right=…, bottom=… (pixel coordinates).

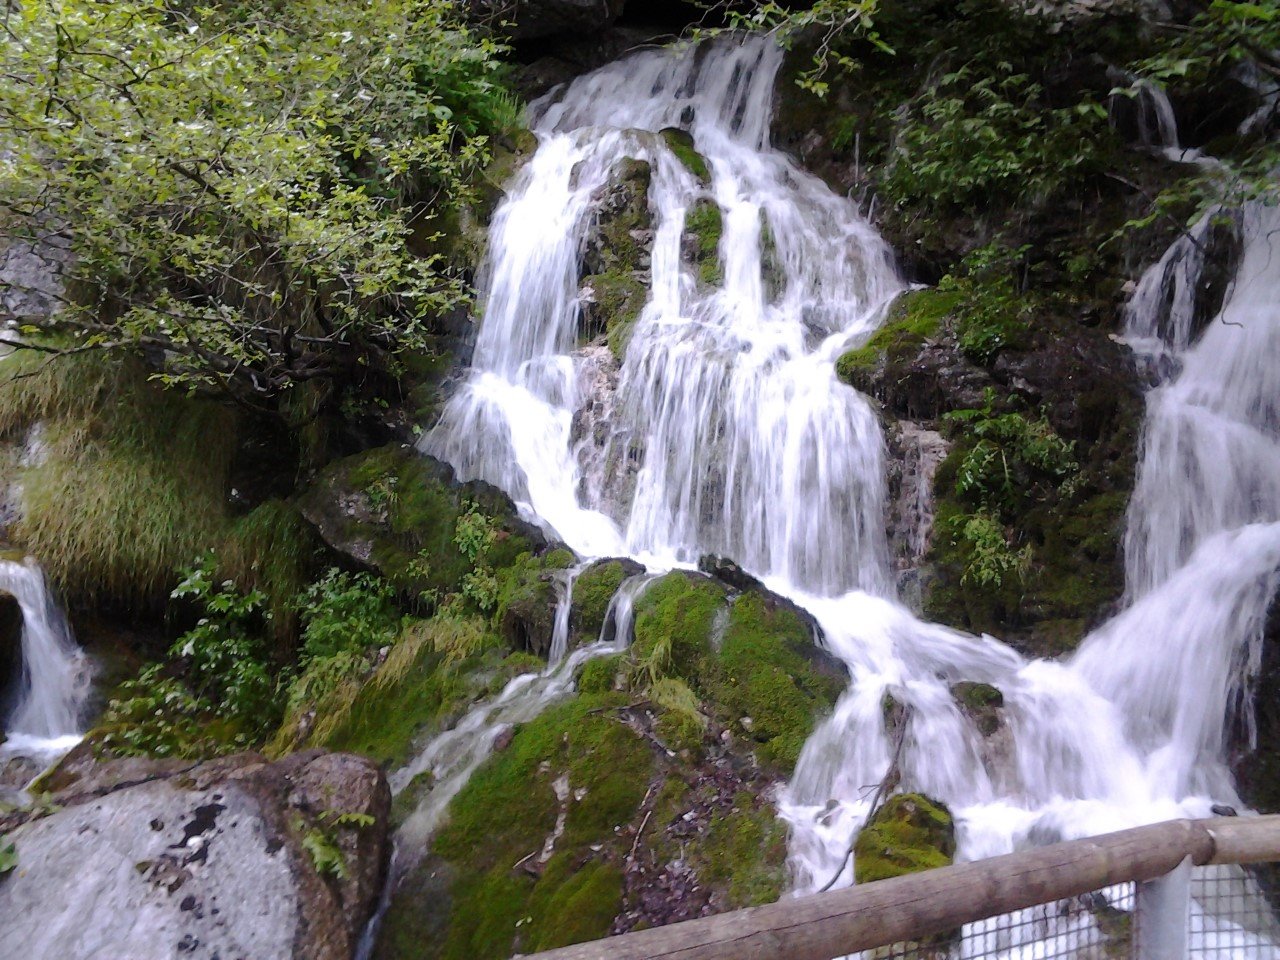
left=0, top=351, right=236, bottom=605
left=273, top=616, right=526, bottom=765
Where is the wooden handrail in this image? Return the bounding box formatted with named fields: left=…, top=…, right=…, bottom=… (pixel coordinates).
left=520, top=815, right=1280, bottom=960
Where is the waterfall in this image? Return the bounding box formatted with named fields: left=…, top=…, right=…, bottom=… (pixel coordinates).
left=0, top=557, right=89, bottom=752
left=409, top=31, right=1280, bottom=955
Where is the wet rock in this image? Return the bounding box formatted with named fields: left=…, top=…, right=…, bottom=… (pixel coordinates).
left=950, top=681, right=1004, bottom=738
left=883, top=422, right=949, bottom=605
left=697, top=555, right=764, bottom=594
left=853, top=792, right=956, bottom=884
left=0, top=750, right=390, bottom=960
left=495, top=549, right=576, bottom=657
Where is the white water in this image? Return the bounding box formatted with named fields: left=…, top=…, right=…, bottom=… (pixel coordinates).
left=0, top=557, right=88, bottom=762
left=407, top=33, right=1280, bottom=956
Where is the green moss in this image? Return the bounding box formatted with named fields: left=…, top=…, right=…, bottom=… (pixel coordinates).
left=580, top=271, right=648, bottom=360
left=836, top=289, right=956, bottom=382
left=526, top=856, right=625, bottom=951
left=631, top=573, right=728, bottom=684
left=572, top=560, right=630, bottom=641
left=684, top=199, right=724, bottom=286
left=300, top=619, right=498, bottom=764
left=396, top=691, right=649, bottom=960
left=660, top=127, right=711, bottom=184
left=577, top=654, right=624, bottom=695
left=689, top=790, right=788, bottom=907
left=854, top=793, right=956, bottom=884
left=709, top=593, right=844, bottom=774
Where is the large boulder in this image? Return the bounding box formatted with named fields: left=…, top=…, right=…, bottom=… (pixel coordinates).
left=296, top=444, right=547, bottom=600
left=0, top=750, right=390, bottom=960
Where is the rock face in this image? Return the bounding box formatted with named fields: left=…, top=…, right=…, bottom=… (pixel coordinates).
left=470, top=0, right=627, bottom=41
left=0, top=750, right=390, bottom=960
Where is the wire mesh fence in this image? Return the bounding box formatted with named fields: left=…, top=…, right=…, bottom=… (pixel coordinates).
left=855, top=864, right=1280, bottom=960
left=1186, top=863, right=1280, bottom=958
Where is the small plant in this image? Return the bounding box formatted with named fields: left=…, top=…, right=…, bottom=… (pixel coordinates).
left=297, top=569, right=400, bottom=663
left=320, top=810, right=377, bottom=829
left=454, top=504, right=501, bottom=613
left=0, top=838, right=17, bottom=875
left=938, top=244, right=1032, bottom=365
left=301, top=827, right=348, bottom=880
left=951, top=512, right=1033, bottom=589
left=99, top=665, right=238, bottom=759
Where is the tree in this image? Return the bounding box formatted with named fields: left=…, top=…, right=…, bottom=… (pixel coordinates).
left=0, top=0, right=515, bottom=411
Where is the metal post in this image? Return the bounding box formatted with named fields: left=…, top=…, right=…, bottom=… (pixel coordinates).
left=1134, top=855, right=1192, bottom=960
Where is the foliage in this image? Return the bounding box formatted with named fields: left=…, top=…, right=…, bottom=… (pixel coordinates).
left=950, top=511, right=1033, bottom=589
left=881, top=64, right=1108, bottom=212
left=0, top=838, right=16, bottom=875
left=0, top=0, right=514, bottom=404
left=218, top=501, right=319, bottom=646
left=934, top=244, right=1034, bottom=364
left=169, top=558, right=279, bottom=736
left=298, top=570, right=401, bottom=663
left=98, top=664, right=241, bottom=759
left=301, top=827, right=349, bottom=881
left=284, top=567, right=402, bottom=710
left=713, top=0, right=889, bottom=95
left=944, top=396, right=1078, bottom=512
left=453, top=503, right=502, bottom=614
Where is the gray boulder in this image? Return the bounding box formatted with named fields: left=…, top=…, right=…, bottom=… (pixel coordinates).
left=0, top=750, right=390, bottom=960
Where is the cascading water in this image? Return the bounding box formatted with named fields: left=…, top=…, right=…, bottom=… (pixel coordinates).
left=403, top=31, right=1280, bottom=956
left=0, top=556, right=88, bottom=759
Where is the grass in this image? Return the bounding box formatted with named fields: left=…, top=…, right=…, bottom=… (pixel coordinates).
left=0, top=351, right=236, bottom=605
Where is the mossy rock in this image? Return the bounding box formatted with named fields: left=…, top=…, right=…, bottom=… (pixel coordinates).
left=581, top=158, right=652, bottom=281
left=950, top=681, right=1003, bottom=737
left=494, top=549, right=575, bottom=657
left=683, top=199, right=723, bottom=287
left=579, top=271, right=648, bottom=361
left=379, top=691, right=650, bottom=960
left=709, top=592, right=846, bottom=774
left=630, top=571, right=729, bottom=685
left=660, top=127, right=711, bottom=184
left=576, top=653, right=625, bottom=695
left=836, top=288, right=956, bottom=385
left=854, top=793, right=956, bottom=884
left=571, top=557, right=644, bottom=645
left=628, top=571, right=845, bottom=775
left=296, top=445, right=546, bottom=602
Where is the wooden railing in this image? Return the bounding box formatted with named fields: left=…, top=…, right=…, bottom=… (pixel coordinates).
left=521, top=815, right=1280, bottom=960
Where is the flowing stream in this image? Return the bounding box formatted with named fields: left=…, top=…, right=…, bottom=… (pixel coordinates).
left=394, top=33, right=1280, bottom=955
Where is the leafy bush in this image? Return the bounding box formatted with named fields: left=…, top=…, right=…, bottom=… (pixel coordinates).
left=169, top=559, right=279, bottom=736
left=0, top=0, right=515, bottom=404
left=882, top=64, right=1108, bottom=212
left=950, top=512, right=1033, bottom=589
left=297, top=570, right=401, bottom=663
left=98, top=664, right=241, bottom=759
left=938, top=245, right=1031, bottom=364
